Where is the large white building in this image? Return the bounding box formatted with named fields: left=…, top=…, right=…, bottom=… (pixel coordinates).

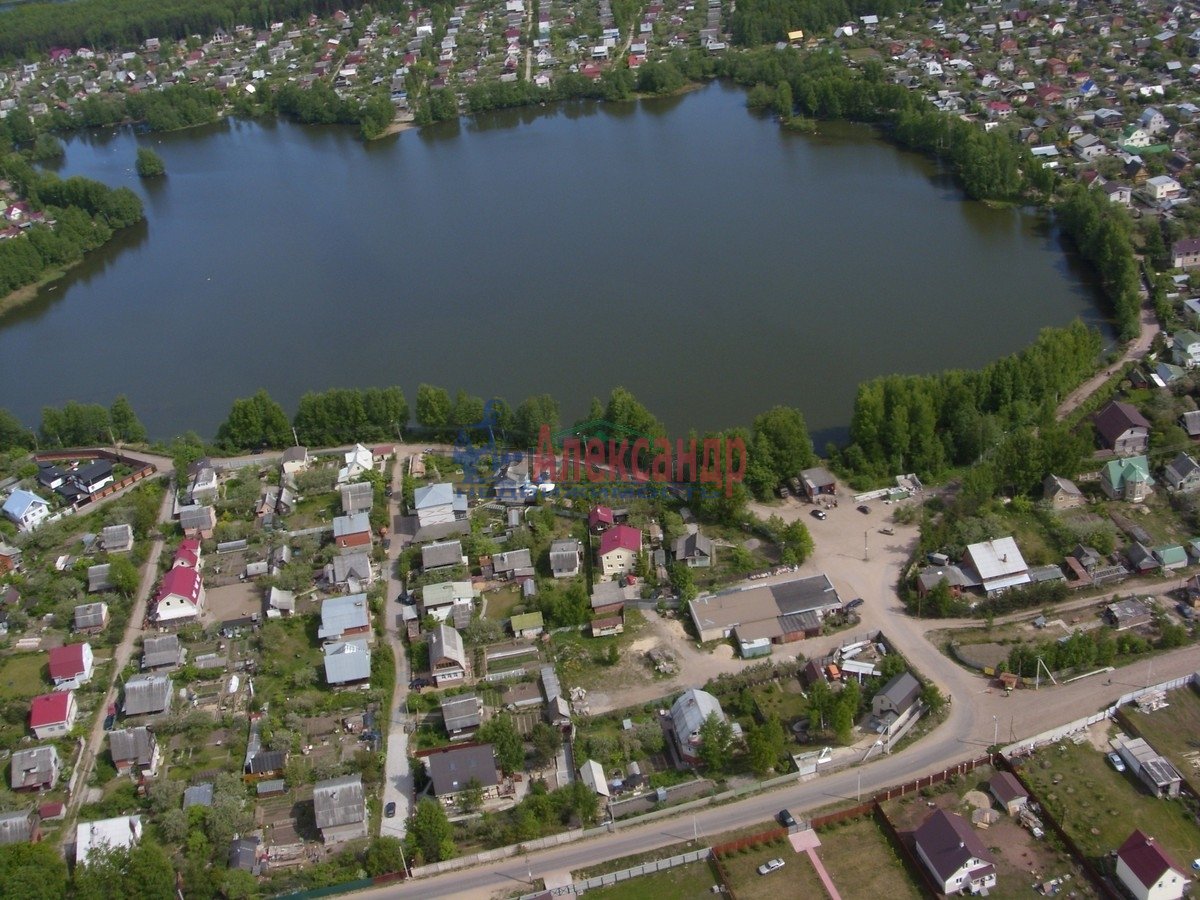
left=961, top=536, right=1030, bottom=596
left=76, top=815, right=143, bottom=865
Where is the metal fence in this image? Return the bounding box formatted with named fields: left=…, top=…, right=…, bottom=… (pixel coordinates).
left=522, top=847, right=713, bottom=897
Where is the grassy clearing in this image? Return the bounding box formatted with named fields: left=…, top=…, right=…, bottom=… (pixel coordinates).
left=817, top=816, right=922, bottom=900
left=718, top=843, right=825, bottom=899
left=484, top=585, right=522, bottom=622
left=1017, top=739, right=1200, bottom=867
left=1120, top=686, right=1200, bottom=792
left=0, top=652, right=48, bottom=700
left=584, top=859, right=720, bottom=898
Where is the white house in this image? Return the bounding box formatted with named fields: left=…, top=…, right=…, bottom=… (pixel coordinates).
left=413, top=482, right=466, bottom=527
left=1146, top=175, right=1183, bottom=201
left=1116, top=831, right=1190, bottom=900
left=2, top=489, right=50, bottom=532
left=75, top=815, right=143, bottom=866
left=913, top=809, right=998, bottom=894
left=338, top=443, right=374, bottom=484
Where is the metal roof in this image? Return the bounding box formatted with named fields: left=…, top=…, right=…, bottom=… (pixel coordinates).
left=313, top=774, right=365, bottom=829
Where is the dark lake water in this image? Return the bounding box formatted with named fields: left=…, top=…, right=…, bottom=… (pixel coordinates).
left=0, top=81, right=1106, bottom=445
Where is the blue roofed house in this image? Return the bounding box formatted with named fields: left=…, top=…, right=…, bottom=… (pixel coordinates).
left=413, top=483, right=468, bottom=528
left=1102, top=456, right=1155, bottom=502
left=316, top=594, right=371, bottom=642
left=323, top=639, right=371, bottom=685
left=2, top=490, right=50, bottom=533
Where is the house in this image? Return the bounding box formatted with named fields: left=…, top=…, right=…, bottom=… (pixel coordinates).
left=494, top=452, right=534, bottom=501
left=670, top=688, right=725, bottom=766
left=1164, top=453, right=1200, bottom=494
left=243, top=714, right=287, bottom=780
left=422, top=539, right=466, bottom=573
left=175, top=504, right=215, bottom=539
left=0, top=809, right=39, bottom=845
left=1102, top=456, right=1155, bottom=502
left=186, top=464, right=218, bottom=504
left=101, top=524, right=134, bottom=553
left=510, top=611, right=544, bottom=638
left=338, top=443, right=374, bottom=483
left=173, top=538, right=202, bottom=569
left=317, top=594, right=371, bottom=642
left=280, top=445, right=310, bottom=476
left=916, top=565, right=969, bottom=598
left=1116, top=830, right=1190, bottom=900
left=1043, top=474, right=1085, bottom=509
left=440, top=694, right=483, bottom=741
left=429, top=624, right=468, bottom=684
left=323, top=639, right=372, bottom=685
left=141, top=634, right=184, bottom=671
left=1103, top=182, right=1133, bottom=206
left=1146, top=175, right=1184, bottom=202
left=549, top=539, right=582, bottom=578
left=57, top=459, right=114, bottom=503
left=413, top=482, right=467, bottom=527
left=333, top=512, right=372, bottom=549
left=492, top=548, right=534, bottom=581
left=1074, top=133, right=1107, bottom=161
left=871, top=671, right=921, bottom=717
left=10, top=746, right=59, bottom=791
left=312, top=774, right=368, bottom=844
left=255, top=485, right=294, bottom=518
left=29, top=692, right=76, bottom=739
left=329, top=551, right=374, bottom=589
left=588, top=505, right=615, bottom=532
left=122, top=674, right=173, bottom=717
left=37, top=463, right=65, bottom=490
left=598, top=525, right=642, bottom=577
left=961, top=537, right=1031, bottom=596
left=1172, top=237, right=1200, bottom=269
left=228, top=836, right=262, bottom=874
left=1094, top=401, right=1151, bottom=455
left=687, top=574, right=842, bottom=653
left=1173, top=330, right=1200, bottom=368
left=0, top=542, right=20, bottom=574
left=421, top=581, right=476, bottom=623
left=579, top=758, right=610, bottom=797
left=1141, top=107, right=1169, bottom=134
left=426, top=744, right=500, bottom=800
left=48, top=643, right=94, bottom=689
left=800, top=467, right=837, bottom=500
left=674, top=531, right=715, bottom=568
left=913, top=809, right=998, bottom=894
left=1154, top=545, right=1188, bottom=571
left=108, top=726, right=160, bottom=777
left=75, top=815, right=142, bottom=866
left=87, top=564, right=112, bottom=593
left=987, top=772, right=1028, bottom=816
left=152, top=566, right=205, bottom=623
left=2, top=489, right=50, bottom=532
left=1114, top=734, right=1184, bottom=798
left=1106, top=596, right=1154, bottom=630
left=339, top=481, right=374, bottom=514
left=74, top=602, right=109, bottom=633
left=267, top=586, right=295, bottom=618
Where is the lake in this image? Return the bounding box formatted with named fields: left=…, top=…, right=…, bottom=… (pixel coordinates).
left=0, top=81, right=1105, bottom=446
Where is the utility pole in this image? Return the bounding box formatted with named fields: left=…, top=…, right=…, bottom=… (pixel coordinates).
left=291, top=426, right=300, bottom=447
left=992, top=715, right=999, bottom=748
left=864, top=530, right=869, bottom=561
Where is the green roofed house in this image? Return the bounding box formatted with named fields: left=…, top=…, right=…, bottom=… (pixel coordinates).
left=1101, top=456, right=1154, bottom=503
left=510, top=611, right=544, bottom=639
left=1173, top=330, right=1200, bottom=368
left=1153, top=545, right=1188, bottom=571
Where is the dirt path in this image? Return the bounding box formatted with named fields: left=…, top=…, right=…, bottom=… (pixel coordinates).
left=1055, top=297, right=1158, bottom=421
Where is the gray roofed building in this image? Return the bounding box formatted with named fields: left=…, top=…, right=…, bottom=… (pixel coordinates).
left=317, top=593, right=370, bottom=641
left=10, top=745, right=59, bottom=791
left=1164, top=452, right=1200, bottom=494
left=1107, top=596, right=1154, bottom=630
left=427, top=744, right=499, bottom=797
left=422, top=539, right=465, bottom=572
left=872, top=671, right=921, bottom=717
left=340, top=481, right=374, bottom=514
left=591, top=579, right=627, bottom=611
left=74, top=602, right=108, bottom=632
left=312, top=774, right=367, bottom=844
left=549, top=539, right=582, bottom=578
left=183, top=783, right=213, bottom=808
left=87, top=564, right=112, bottom=593
left=256, top=779, right=286, bottom=796
left=800, top=466, right=837, bottom=500
left=330, top=551, right=374, bottom=587
left=670, top=688, right=725, bottom=765
left=108, top=726, right=159, bottom=776
left=674, top=531, right=715, bottom=568
left=101, top=524, right=134, bottom=553
left=333, top=512, right=371, bottom=541
left=429, top=624, right=467, bottom=684
left=917, top=564, right=970, bottom=596
left=1114, top=734, right=1183, bottom=798
left=492, top=548, right=533, bottom=579
left=687, top=574, right=842, bottom=650
left=141, top=634, right=184, bottom=670
left=1181, top=409, right=1200, bottom=438
left=413, top=482, right=468, bottom=528
left=267, top=586, right=295, bottom=616
left=441, top=694, right=483, bottom=739
left=280, top=445, right=310, bottom=472
left=323, top=639, right=372, bottom=685
left=122, top=674, right=173, bottom=717
left=1043, top=474, right=1085, bottom=509
left=178, top=504, right=217, bottom=537
left=228, top=836, right=261, bottom=873
left=0, top=809, right=38, bottom=845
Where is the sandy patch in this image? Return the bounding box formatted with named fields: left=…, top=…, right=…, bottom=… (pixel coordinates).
left=1084, top=720, right=1114, bottom=753
left=628, top=637, right=659, bottom=654
left=712, top=644, right=735, bottom=660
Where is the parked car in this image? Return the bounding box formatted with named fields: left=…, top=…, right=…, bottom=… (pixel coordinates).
left=777, top=809, right=796, bottom=829
left=878, top=526, right=894, bottom=535
left=409, top=677, right=432, bottom=690
left=857, top=504, right=870, bottom=513
left=757, top=858, right=786, bottom=875
left=1030, top=825, right=1044, bottom=839
left=1107, top=752, right=1126, bottom=773
left=811, top=509, right=827, bottom=520
left=385, top=801, right=396, bottom=818
left=845, top=598, right=865, bottom=611
left=778, top=485, right=791, bottom=499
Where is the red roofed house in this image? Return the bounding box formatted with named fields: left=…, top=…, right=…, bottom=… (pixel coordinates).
left=29, top=692, right=77, bottom=739
left=598, top=524, right=642, bottom=577
left=152, top=566, right=205, bottom=623
left=1117, top=831, right=1190, bottom=900
left=588, top=505, right=615, bottom=533
left=172, top=539, right=202, bottom=569
left=1094, top=400, right=1151, bottom=456
left=48, top=643, right=94, bottom=690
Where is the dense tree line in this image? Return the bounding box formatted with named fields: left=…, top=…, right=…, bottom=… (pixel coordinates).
left=893, top=108, right=1023, bottom=202
left=838, top=320, right=1101, bottom=480
left=1057, top=183, right=1142, bottom=341
left=1004, top=627, right=1151, bottom=677
left=293, top=387, right=409, bottom=446
left=39, top=396, right=147, bottom=447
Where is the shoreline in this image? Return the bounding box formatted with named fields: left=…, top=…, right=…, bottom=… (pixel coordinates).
left=0, top=263, right=75, bottom=320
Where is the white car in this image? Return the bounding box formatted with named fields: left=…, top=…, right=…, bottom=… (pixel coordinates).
left=757, top=858, right=786, bottom=875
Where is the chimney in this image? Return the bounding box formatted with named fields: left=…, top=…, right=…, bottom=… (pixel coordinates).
left=958, top=841, right=965, bottom=849
left=1001, top=554, right=1008, bottom=562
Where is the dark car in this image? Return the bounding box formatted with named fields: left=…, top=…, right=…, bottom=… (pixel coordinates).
left=857, top=504, right=870, bottom=514
left=409, top=677, right=432, bottom=690
left=385, top=801, right=397, bottom=818
left=385, top=487, right=394, bottom=498
left=811, top=509, right=827, bottom=520
left=845, top=598, right=865, bottom=611
left=777, top=809, right=796, bottom=829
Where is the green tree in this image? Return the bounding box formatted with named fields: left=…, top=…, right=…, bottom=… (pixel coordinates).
left=478, top=713, right=524, bottom=774
left=215, top=389, right=291, bottom=450
left=108, top=395, right=146, bottom=443
left=0, top=408, right=35, bottom=451
left=459, top=777, right=484, bottom=813
left=746, top=713, right=786, bottom=777
left=415, top=384, right=453, bottom=435
left=529, top=722, right=562, bottom=769
left=920, top=683, right=946, bottom=716
left=106, top=553, right=139, bottom=597
left=364, top=836, right=406, bottom=876
left=406, top=797, right=456, bottom=865
left=0, top=842, right=68, bottom=900
left=135, top=147, right=165, bottom=177
left=514, top=394, right=560, bottom=448
left=220, top=868, right=259, bottom=899
left=697, top=712, right=735, bottom=774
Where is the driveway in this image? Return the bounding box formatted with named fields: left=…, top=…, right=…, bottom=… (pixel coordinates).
left=379, top=453, right=413, bottom=842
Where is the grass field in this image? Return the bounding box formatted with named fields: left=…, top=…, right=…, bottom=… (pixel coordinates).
left=718, top=842, right=824, bottom=899
left=0, top=652, right=48, bottom=699
left=817, top=817, right=922, bottom=900
left=1120, top=686, right=1200, bottom=792
left=1017, top=739, right=1200, bottom=867
left=483, top=585, right=522, bottom=622
left=585, top=859, right=720, bottom=898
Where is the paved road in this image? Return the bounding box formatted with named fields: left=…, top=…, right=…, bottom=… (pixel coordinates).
left=60, top=477, right=176, bottom=846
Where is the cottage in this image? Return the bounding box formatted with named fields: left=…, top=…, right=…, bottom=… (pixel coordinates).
left=1115, top=735, right=1184, bottom=798
left=549, top=539, right=582, bottom=578
left=339, top=481, right=374, bottom=514
left=87, top=564, right=112, bottom=593
left=588, top=505, right=615, bottom=532
left=339, top=444, right=374, bottom=483
left=1043, top=474, right=1085, bottom=509
left=1146, top=175, right=1184, bottom=202
left=75, top=815, right=142, bottom=866
left=440, top=693, right=483, bottom=740
left=101, top=524, right=134, bottom=553
left=108, top=726, right=160, bottom=777
left=1102, top=456, right=1155, bottom=502
left=670, top=688, right=725, bottom=766
left=1173, top=330, right=1200, bottom=368
left=178, top=504, right=217, bottom=539
left=48, top=643, right=94, bottom=689
left=10, top=746, right=59, bottom=791
left=961, top=537, right=1031, bottom=595
left=1172, top=237, right=1200, bottom=269
left=1164, top=452, right=1200, bottom=494
left=152, top=566, right=205, bottom=623
left=674, top=531, right=715, bottom=568
left=2, top=489, right=50, bottom=532
left=913, top=809, right=998, bottom=894
left=317, top=594, right=371, bottom=642
left=267, top=586, right=295, bottom=618
left=413, top=482, right=467, bottom=527
left=688, top=574, right=842, bottom=654
left=228, top=836, right=261, bottom=873
left=0, top=542, right=20, bottom=574
left=871, top=671, right=921, bottom=717
left=333, top=512, right=372, bottom=549
left=1106, top=596, right=1154, bottom=630
left=422, top=539, right=466, bottom=573
left=0, top=809, right=39, bottom=845
left=1116, top=830, right=1190, bottom=900
left=578, top=758, right=610, bottom=797
left=1094, top=401, right=1151, bottom=455
left=141, top=635, right=184, bottom=671
left=187, top=465, right=218, bottom=504
left=988, top=772, right=1028, bottom=816
left=329, top=551, right=374, bottom=589
left=29, top=692, right=76, bottom=739
left=421, top=581, right=476, bottom=623
left=279, top=445, right=310, bottom=476
left=313, top=774, right=367, bottom=844
left=510, top=611, right=545, bottom=639
left=74, top=602, right=109, bottom=633
left=427, top=744, right=501, bottom=801
left=323, top=639, right=372, bottom=686
left=429, top=624, right=468, bottom=684
left=598, top=525, right=642, bottom=577
left=122, top=674, right=173, bottom=717
left=492, top=548, right=534, bottom=580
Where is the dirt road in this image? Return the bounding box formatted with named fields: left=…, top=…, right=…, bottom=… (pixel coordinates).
left=1055, top=298, right=1159, bottom=421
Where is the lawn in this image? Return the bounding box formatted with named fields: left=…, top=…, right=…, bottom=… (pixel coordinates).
left=0, top=652, right=48, bottom=700
left=483, top=585, right=522, bottom=622
left=717, top=842, right=826, bottom=899
left=748, top=680, right=809, bottom=725
left=817, top=816, right=922, bottom=900
left=254, top=616, right=323, bottom=701
left=1016, top=738, right=1200, bottom=868
left=585, top=859, right=720, bottom=898
left=1119, top=686, right=1200, bottom=792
